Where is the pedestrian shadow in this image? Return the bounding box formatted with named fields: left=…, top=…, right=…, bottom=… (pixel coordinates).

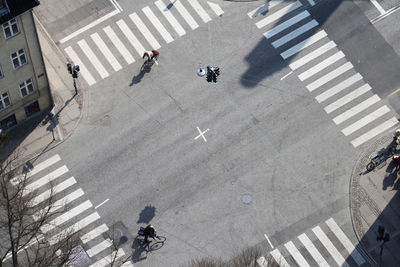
left=383, top=161, right=398, bottom=190
left=130, top=237, right=149, bottom=263
left=129, top=61, right=154, bottom=86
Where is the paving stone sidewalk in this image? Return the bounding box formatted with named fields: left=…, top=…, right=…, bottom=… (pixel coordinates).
left=350, top=134, right=400, bottom=267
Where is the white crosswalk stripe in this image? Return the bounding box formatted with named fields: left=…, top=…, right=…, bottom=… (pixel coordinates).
left=256, top=0, right=302, bottom=29
left=265, top=11, right=310, bottom=39
left=24, top=165, right=69, bottom=195
left=298, top=233, right=329, bottom=267
left=351, top=118, right=398, bottom=147
left=78, top=39, right=109, bottom=79
left=290, top=41, right=336, bottom=70
left=116, top=18, right=146, bottom=56
left=324, top=84, right=371, bottom=114
left=87, top=239, right=112, bottom=257
left=281, top=30, right=327, bottom=59
left=315, top=73, right=362, bottom=102
left=64, top=46, right=96, bottom=86
left=142, top=6, right=174, bottom=43
left=207, top=1, right=224, bottom=16
left=342, top=106, right=390, bottom=136
left=155, top=0, right=186, bottom=36
left=272, top=19, right=318, bottom=48
left=30, top=177, right=76, bottom=207
left=306, top=62, right=353, bottom=92
left=270, top=249, right=290, bottom=267
left=172, top=0, right=199, bottom=30
left=91, top=33, right=122, bottom=71
left=298, top=51, right=345, bottom=81
left=81, top=224, right=110, bottom=244
left=188, top=0, right=211, bottom=23
left=129, top=13, right=161, bottom=49
left=104, top=25, right=135, bottom=64
left=284, top=241, right=310, bottom=267
left=248, top=0, right=286, bottom=19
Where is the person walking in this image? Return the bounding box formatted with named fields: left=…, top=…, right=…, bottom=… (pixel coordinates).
left=142, top=49, right=159, bottom=63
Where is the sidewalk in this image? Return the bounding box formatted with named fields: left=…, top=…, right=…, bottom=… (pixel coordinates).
left=0, top=13, right=83, bottom=167
left=350, top=134, right=400, bottom=266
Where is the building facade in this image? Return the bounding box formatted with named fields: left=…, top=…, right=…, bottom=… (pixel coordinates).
left=0, top=0, right=52, bottom=131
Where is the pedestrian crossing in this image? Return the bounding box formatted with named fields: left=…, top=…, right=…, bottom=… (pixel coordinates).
left=259, top=218, right=367, bottom=267
left=247, top=0, right=398, bottom=148
left=63, top=0, right=224, bottom=86
left=10, top=154, right=134, bottom=267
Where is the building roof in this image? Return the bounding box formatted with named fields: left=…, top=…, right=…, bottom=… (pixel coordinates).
left=0, top=0, right=40, bottom=25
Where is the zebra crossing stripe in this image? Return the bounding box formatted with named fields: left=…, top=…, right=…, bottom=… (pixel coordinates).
left=315, top=73, right=362, bottom=103
left=284, top=241, right=310, bottom=267
left=24, top=165, right=69, bottom=195
left=78, top=39, right=109, bottom=79
left=290, top=41, right=336, bottom=70
left=155, top=0, right=186, bottom=36
left=104, top=25, right=135, bottom=64
left=270, top=249, right=290, bottom=267
left=89, top=249, right=126, bottom=267
left=41, top=200, right=93, bottom=234
left=298, top=233, right=329, bottom=267
left=172, top=0, right=199, bottom=30
left=207, top=1, right=224, bottom=16
left=298, top=51, right=345, bottom=81
left=324, top=83, right=371, bottom=114
left=49, top=212, right=100, bottom=245
left=312, top=226, right=350, bottom=267
left=142, top=6, right=174, bottom=44
left=281, top=30, right=327, bottom=59
left=129, top=13, right=161, bottom=49
left=248, top=0, right=286, bottom=18
left=22, top=154, right=61, bottom=180
left=265, top=11, right=310, bottom=39
left=351, top=117, right=398, bottom=147
left=121, top=262, right=134, bottom=267
left=342, top=106, right=390, bottom=136
left=81, top=224, right=109, bottom=244
left=115, top=20, right=145, bottom=58
left=333, top=95, right=381, bottom=125
left=87, top=239, right=112, bottom=257
left=65, top=47, right=96, bottom=86
left=188, top=0, right=211, bottom=23
left=30, top=177, right=76, bottom=207
left=256, top=0, right=302, bottom=29
left=91, top=33, right=122, bottom=71
left=325, top=218, right=366, bottom=265
left=272, top=19, right=319, bottom=48
left=307, top=62, right=354, bottom=92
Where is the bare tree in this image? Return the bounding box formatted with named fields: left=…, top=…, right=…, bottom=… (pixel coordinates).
left=0, top=151, right=80, bottom=267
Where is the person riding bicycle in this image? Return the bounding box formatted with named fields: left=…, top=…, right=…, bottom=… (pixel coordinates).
left=143, top=224, right=157, bottom=243
left=142, top=49, right=159, bottom=63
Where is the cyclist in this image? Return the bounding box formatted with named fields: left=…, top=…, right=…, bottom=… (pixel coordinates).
left=143, top=224, right=157, bottom=243
left=142, top=50, right=159, bottom=63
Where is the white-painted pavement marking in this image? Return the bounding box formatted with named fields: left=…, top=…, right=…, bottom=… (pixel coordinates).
left=30, top=177, right=77, bottom=207
left=195, top=127, right=209, bottom=142
left=270, top=249, right=291, bottom=267
left=280, top=71, right=293, bottom=80
left=104, top=25, right=135, bottom=64
left=325, top=218, right=366, bottom=265
left=306, top=0, right=315, bottom=6
left=116, top=20, right=145, bottom=58
left=172, top=0, right=199, bottom=30
left=298, top=233, right=329, bottom=267
left=307, top=62, right=353, bottom=92
left=129, top=13, right=161, bottom=49
left=333, top=95, right=381, bottom=125
left=256, top=0, right=302, bottom=29
left=23, top=165, right=69, bottom=195
left=64, top=47, right=96, bottom=86
left=19, top=154, right=61, bottom=181
left=312, top=226, right=350, bottom=267
left=284, top=241, right=310, bottom=267
left=264, top=234, right=274, bottom=248
left=87, top=239, right=112, bottom=257
left=121, top=261, right=135, bottom=267
left=370, top=0, right=386, bottom=15
left=248, top=0, right=285, bottom=18
left=143, top=6, right=174, bottom=44
left=272, top=20, right=319, bottom=48
left=78, top=39, right=109, bottom=79
left=265, top=11, right=310, bottom=39
left=281, top=30, right=327, bottom=59
left=109, top=0, right=123, bottom=12
left=324, top=83, right=371, bottom=114
left=207, top=1, right=224, bottom=16
left=89, top=250, right=125, bottom=267
left=290, top=41, right=336, bottom=70
left=91, top=33, right=122, bottom=71
left=342, top=106, right=390, bottom=136
left=155, top=0, right=186, bottom=36
left=188, top=0, right=211, bottom=23
left=81, top=224, right=109, bottom=244
left=95, top=198, right=109, bottom=209
left=315, top=73, right=362, bottom=102
left=351, top=118, right=398, bottom=147
left=298, top=51, right=345, bottom=81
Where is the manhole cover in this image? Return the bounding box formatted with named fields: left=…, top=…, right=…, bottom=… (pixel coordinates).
left=242, top=194, right=252, bottom=204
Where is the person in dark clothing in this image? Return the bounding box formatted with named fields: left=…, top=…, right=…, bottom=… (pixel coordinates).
left=143, top=224, right=157, bottom=243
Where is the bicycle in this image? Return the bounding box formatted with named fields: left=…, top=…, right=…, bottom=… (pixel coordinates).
left=137, top=227, right=166, bottom=251
left=366, top=143, right=397, bottom=172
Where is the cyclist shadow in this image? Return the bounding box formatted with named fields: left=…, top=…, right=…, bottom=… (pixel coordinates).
left=129, top=61, right=154, bottom=86
left=130, top=237, right=150, bottom=263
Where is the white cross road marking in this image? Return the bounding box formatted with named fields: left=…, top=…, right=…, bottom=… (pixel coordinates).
left=129, top=13, right=161, bottom=49
left=207, top=1, right=224, bottom=16
left=81, top=224, right=109, bottom=244
left=195, top=127, right=209, bottom=142
left=351, top=117, right=399, bottom=147
left=284, top=241, right=310, bottom=267
left=370, top=0, right=386, bottom=15
left=298, top=51, right=345, bottom=81
left=256, top=0, right=302, bottom=29
left=188, top=0, right=212, bottom=23
left=270, top=249, right=291, bottom=267
left=23, top=165, right=69, bottom=195
left=30, top=177, right=77, bottom=207
left=104, top=25, right=135, bottom=64
left=289, top=40, right=336, bottom=70
left=298, top=233, right=329, bottom=267
left=142, top=6, right=174, bottom=43
left=342, top=106, right=390, bottom=136
left=86, top=239, right=112, bottom=257
left=155, top=0, right=186, bottom=36
left=64, top=47, right=96, bottom=85
left=89, top=250, right=126, bottom=267
left=324, top=83, right=371, bottom=114
left=281, top=30, right=327, bottom=59
left=307, top=61, right=353, bottom=92
left=171, top=0, right=199, bottom=30
left=95, top=198, right=110, bottom=209
left=91, top=33, right=122, bottom=71
left=264, top=11, right=310, bottom=39
left=248, top=0, right=285, bottom=18
left=264, top=234, right=274, bottom=248
left=78, top=39, right=109, bottom=79
left=315, top=73, right=362, bottom=103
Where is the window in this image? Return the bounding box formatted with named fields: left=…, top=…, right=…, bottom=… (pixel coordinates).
left=24, top=101, right=40, bottom=117
left=0, top=114, right=17, bottom=129
left=3, top=18, right=19, bottom=39
left=11, top=49, right=27, bottom=69
left=0, top=92, right=11, bottom=111
left=19, top=78, right=34, bottom=97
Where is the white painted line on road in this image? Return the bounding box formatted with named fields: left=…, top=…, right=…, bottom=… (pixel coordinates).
left=89, top=250, right=125, bottom=267
left=306, top=0, right=315, bottom=6
left=281, top=30, right=327, bottom=59
left=95, top=198, right=110, bottom=209
left=316, top=73, right=362, bottom=103
left=207, top=1, right=224, bottom=16
left=121, top=261, right=135, bottom=267
left=91, top=33, right=122, bottom=71
left=312, top=226, right=350, bottom=267
left=172, top=0, right=199, bottom=30
left=104, top=25, right=135, bottom=64
left=273, top=20, right=319, bottom=48
left=24, top=165, right=69, bottom=195
left=298, top=51, right=345, bottom=81
left=325, top=218, right=366, bottom=265
left=298, top=233, right=329, bottom=267
left=370, top=0, right=386, bottom=15
left=59, top=10, right=120, bottom=44
left=129, top=13, right=161, bottom=49
left=290, top=41, right=336, bottom=70
left=285, top=241, right=310, bottom=267
left=264, top=234, right=274, bottom=248
left=143, top=6, right=174, bottom=44
left=280, top=71, right=293, bottom=80
left=156, top=0, right=186, bottom=36
left=270, top=249, right=291, bottom=267
left=342, top=106, right=390, bottom=136
left=30, top=177, right=77, bottom=207
left=333, top=95, right=381, bottom=125
left=307, top=62, right=353, bottom=92
left=78, top=39, right=109, bottom=79
left=248, top=0, right=285, bottom=18
left=195, top=127, right=209, bottom=142
left=116, top=20, right=146, bottom=57
left=87, top=239, right=112, bottom=257
left=372, top=4, right=400, bottom=24
left=324, top=83, right=371, bottom=114
left=264, top=11, right=310, bottom=39
left=109, top=0, right=122, bottom=12
left=64, top=47, right=96, bottom=86
left=188, top=0, right=211, bottom=23
left=256, top=0, right=302, bottom=29
left=351, top=117, right=398, bottom=147
left=81, top=224, right=109, bottom=244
